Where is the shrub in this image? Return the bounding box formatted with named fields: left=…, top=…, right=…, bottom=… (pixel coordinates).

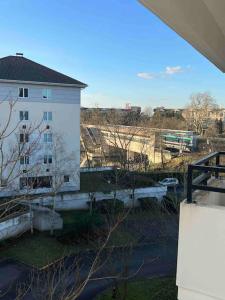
left=56, top=211, right=104, bottom=244
left=95, top=199, right=124, bottom=214
left=138, top=197, right=159, bottom=211
left=161, top=196, right=179, bottom=214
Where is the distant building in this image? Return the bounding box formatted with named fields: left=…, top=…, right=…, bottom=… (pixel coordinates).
left=153, top=106, right=184, bottom=118
left=81, top=105, right=141, bottom=122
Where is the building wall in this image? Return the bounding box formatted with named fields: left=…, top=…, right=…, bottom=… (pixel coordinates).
left=101, top=129, right=156, bottom=162
left=177, top=200, right=225, bottom=300
left=0, top=82, right=81, bottom=192
left=0, top=82, right=80, bottom=104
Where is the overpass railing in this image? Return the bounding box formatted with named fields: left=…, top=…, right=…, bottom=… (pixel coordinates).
left=187, top=152, right=225, bottom=203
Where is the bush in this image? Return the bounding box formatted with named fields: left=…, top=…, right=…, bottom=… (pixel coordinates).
left=161, top=196, right=179, bottom=214
left=138, top=197, right=160, bottom=211
left=56, top=211, right=104, bottom=244
left=95, top=199, right=124, bottom=214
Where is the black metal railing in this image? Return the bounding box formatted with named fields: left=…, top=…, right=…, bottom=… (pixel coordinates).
left=187, top=151, right=225, bottom=203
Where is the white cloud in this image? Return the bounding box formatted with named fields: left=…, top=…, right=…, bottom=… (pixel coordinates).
left=137, top=65, right=188, bottom=80
left=137, top=72, right=155, bottom=80
left=164, top=66, right=183, bottom=75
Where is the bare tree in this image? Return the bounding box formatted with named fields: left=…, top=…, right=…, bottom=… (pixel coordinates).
left=183, top=92, right=218, bottom=135
left=142, top=106, right=153, bottom=118
left=0, top=97, right=47, bottom=240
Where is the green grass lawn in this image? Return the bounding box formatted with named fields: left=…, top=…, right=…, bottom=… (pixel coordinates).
left=107, top=228, right=137, bottom=247
left=0, top=210, right=136, bottom=268
left=0, top=210, right=176, bottom=269
left=0, top=210, right=100, bottom=268
left=96, top=277, right=177, bottom=300
left=0, top=232, right=76, bottom=268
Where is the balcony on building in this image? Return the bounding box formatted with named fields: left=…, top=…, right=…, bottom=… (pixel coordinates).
left=177, top=152, right=225, bottom=300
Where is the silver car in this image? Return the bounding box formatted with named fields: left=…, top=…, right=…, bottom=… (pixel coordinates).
left=159, top=178, right=179, bottom=187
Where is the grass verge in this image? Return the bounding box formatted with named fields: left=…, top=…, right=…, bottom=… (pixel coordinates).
left=96, top=277, right=177, bottom=300
left=0, top=210, right=136, bottom=268
left=0, top=232, right=76, bottom=268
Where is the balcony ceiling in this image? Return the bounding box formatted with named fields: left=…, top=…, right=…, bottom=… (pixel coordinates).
left=139, top=0, right=225, bottom=72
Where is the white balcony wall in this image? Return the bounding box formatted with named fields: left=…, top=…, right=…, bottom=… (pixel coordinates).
left=177, top=197, right=225, bottom=300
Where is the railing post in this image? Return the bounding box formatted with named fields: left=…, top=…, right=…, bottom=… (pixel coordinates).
left=187, top=165, right=193, bottom=203
left=215, top=154, right=220, bottom=179
left=203, top=161, right=209, bottom=185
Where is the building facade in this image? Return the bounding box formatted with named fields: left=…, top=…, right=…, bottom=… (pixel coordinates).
left=0, top=54, right=86, bottom=194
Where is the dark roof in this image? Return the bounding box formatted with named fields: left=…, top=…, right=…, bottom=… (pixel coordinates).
left=0, top=55, right=87, bottom=86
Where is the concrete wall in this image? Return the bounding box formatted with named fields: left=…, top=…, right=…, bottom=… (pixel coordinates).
left=33, top=208, right=63, bottom=231
left=0, top=212, right=31, bottom=241
left=153, top=150, right=171, bottom=164
left=0, top=208, right=63, bottom=241
left=31, top=186, right=167, bottom=210
left=177, top=200, right=225, bottom=300
left=101, top=129, right=155, bottom=160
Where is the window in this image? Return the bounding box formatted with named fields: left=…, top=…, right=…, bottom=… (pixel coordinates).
left=20, top=111, right=29, bottom=121
left=43, top=112, right=52, bottom=121
left=20, top=176, right=52, bottom=189
left=42, top=89, right=51, bottom=99
left=19, top=88, right=28, bottom=98
left=64, top=175, right=70, bottom=183
left=20, top=133, right=29, bottom=143
left=44, top=133, right=52, bottom=143
left=44, top=154, right=53, bottom=164
left=0, top=178, right=7, bottom=187
left=20, top=156, right=29, bottom=165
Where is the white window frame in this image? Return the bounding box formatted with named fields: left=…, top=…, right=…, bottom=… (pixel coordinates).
left=44, top=133, right=53, bottom=143
left=19, top=133, right=29, bottom=143
left=20, top=156, right=30, bottom=165
left=43, top=112, right=53, bottom=121
left=42, top=88, right=52, bottom=99
left=44, top=154, right=53, bottom=164
left=19, top=111, right=29, bottom=121
left=64, top=175, right=70, bottom=183
left=18, top=87, right=29, bottom=98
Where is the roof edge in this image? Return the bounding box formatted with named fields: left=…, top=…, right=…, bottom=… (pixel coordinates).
left=0, top=78, right=87, bottom=88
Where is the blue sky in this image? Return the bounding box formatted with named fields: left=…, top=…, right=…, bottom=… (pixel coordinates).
left=0, top=0, right=225, bottom=109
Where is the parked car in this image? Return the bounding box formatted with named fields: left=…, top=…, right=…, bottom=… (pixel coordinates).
left=158, top=177, right=179, bottom=187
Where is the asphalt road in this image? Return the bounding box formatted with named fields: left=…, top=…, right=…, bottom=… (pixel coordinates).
left=0, top=239, right=178, bottom=300
left=78, top=240, right=178, bottom=300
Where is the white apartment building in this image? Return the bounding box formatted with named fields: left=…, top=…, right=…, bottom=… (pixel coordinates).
left=0, top=53, right=86, bottom=194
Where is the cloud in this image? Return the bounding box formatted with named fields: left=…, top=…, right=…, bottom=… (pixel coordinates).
left=165, top=66, right=183, bottom=75
left=137, top=72, right=155, bottom=80
left=137, top=65, right=188, bottom=80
